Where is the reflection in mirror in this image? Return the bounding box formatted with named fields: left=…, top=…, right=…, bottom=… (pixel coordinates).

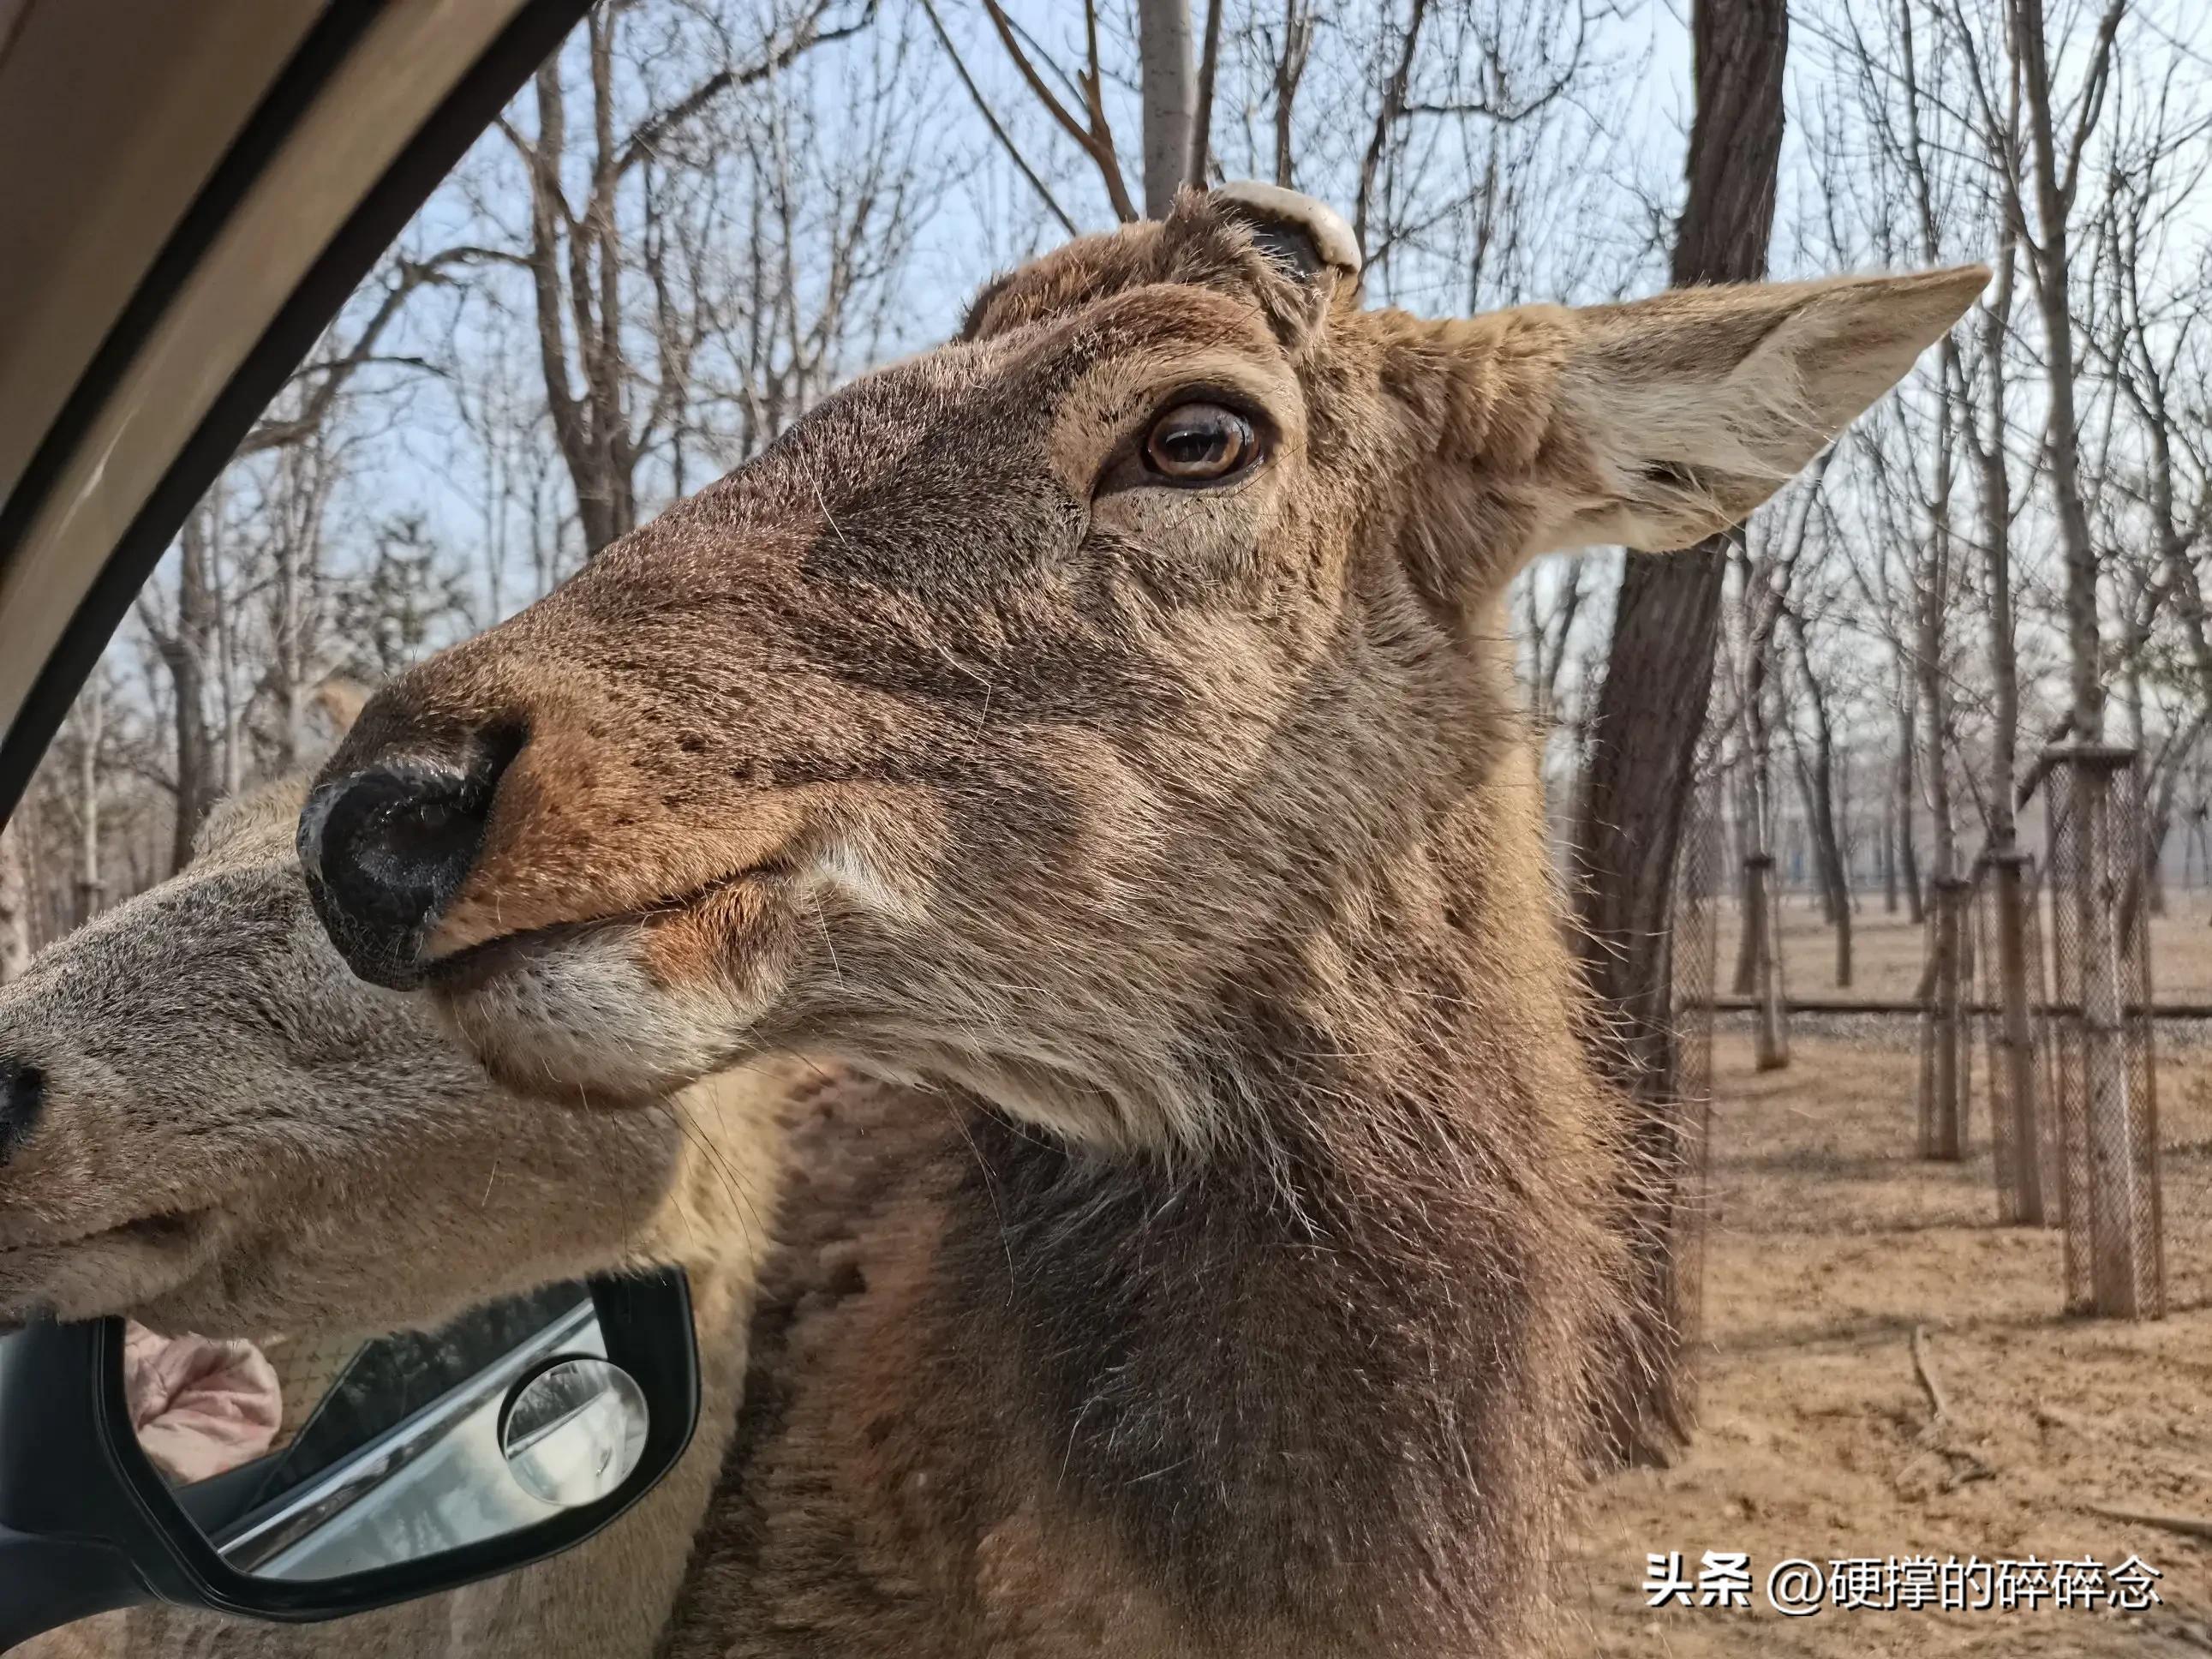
left=499, top=1357, right=649, bottom=1508
left=146, top=1282, right=618, bottom=1583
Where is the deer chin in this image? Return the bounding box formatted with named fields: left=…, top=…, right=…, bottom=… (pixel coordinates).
left=430, top=908, right=780, bottom=1105
left=0, top=1207, right=223, bottom=1325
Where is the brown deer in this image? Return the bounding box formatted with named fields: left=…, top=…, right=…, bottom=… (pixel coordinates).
left=0, top=773, right=796, bottom=1659
left=298, top=187, right=1984, bottom=1656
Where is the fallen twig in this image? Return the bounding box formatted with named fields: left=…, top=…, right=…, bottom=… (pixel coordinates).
left=2086, top=1505, right=2212, bottom=1544
left=1910, top=1326, right=1949, bottom=1423
left=1942, top=1458, right=1996, bottom=1494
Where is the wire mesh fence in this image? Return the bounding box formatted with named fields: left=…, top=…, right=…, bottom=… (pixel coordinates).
left=1914, top=875, right=1975, bottom=1159
left=1686, top=744, right=2208, bottom=1320
left=2170, top=1059, right=2212, bottom=1315
left=1659, top=775, right=1721, bottom=1421
left=2043, top=748, right=2164, bottom=1319
left=260, top=1332, right=362, bottom=1451
left=1973, top=850, right=2057, bottom=1227
left=1675, top=780, right=1719, bottom=1135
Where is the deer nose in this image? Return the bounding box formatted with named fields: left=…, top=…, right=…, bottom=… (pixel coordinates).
left=298, top=740, right=517, bottom=989
left=0, top=1056, right=44, bottom=1165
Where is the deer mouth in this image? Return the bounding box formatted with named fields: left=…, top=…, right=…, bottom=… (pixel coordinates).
left=421, top=864, right=785, bottom=991
left=417, top=873, right=796, bottom=1106
left=0, top=1207, right=214, bottom=1260
left=0, top=1207, right=220, bottom=1324
left=422, top=862, right=796, bottom=1009
left=419, top=916, right=607, bottom=991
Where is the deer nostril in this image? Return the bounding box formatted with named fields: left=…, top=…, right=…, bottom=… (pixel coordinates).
left=0, top=1057, right=44, bottom=1165
left=299, top=734, right=518, bottom=988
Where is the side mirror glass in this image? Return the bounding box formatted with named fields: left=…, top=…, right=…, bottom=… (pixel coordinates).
left=0, top=1269, right=697, bottom=1650
left=498, top=1355, right=650, bottom=1509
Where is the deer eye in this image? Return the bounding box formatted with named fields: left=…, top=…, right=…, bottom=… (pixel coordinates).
left=1142, top=402, right=1258, bottom=484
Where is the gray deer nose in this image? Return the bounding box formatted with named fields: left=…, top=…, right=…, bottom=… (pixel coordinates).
left=299, top=739, right=517, bottom=989
left=0, top=1056, right=44, bottom=1165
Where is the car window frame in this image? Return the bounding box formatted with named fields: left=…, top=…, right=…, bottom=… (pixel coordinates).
left=0, top=0, right=595, bottom=824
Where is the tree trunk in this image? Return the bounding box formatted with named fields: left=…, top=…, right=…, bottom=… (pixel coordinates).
left=1923, top=877, right=1966, bottom=1160
left=1992, top=851, right=2044, bottom=1222
left=1967, top=237, right=2042, bottom=1221
left=1732, top=699, right=1773, bottom=997
left=1806, top=755, right=1850, bottom=986
left=0, top=821, right=28, bottom=985
left=1882, top=785, right=1898, bottom=913
left=73, top=680, right=105, bottom=928
left=1914, top=378, right=1969, bottom=1157
left=1269, top=3, right=1314, bottom=189
left=1836, top=750, right=1857, bottom=913
left=211, top=515, right=244, bottom=801
left=1571, top=0, right=1786, bottom=1464
left=2068, top=757, right=2149, bottom=1315
left=1786, top=636, right=1852, bottom=988
left=1732, top=857, right=1760, bottom=995
left=1747, top=854, right=1787, bottom=1070
left=2145, top=811, right=2170, bottom=917
left=521, top=52, right=639, bottom=559
left=1137, top=0, right=1197, bottom=217
left=1897, top=714, right=1924, bottom=922
left=162, top=514, right=220, bottom=874
left=2012, top=0, right=2106, bottom=743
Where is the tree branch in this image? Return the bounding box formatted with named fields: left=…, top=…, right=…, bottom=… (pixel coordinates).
left=1354, top=0, right=1430, bottom=255
left=616, top=1, right=879, bottom=177
left=980, top=0, right=1137, bottom=222
left=919, top=0, right=1079, bottom=237
left=1189, top=0, right=1224, bottom=188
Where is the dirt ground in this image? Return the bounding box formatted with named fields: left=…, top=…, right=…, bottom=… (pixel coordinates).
left=1563, top=1028, right=2212, bottom=1657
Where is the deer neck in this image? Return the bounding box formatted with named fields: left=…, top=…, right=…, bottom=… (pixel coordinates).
left=938, top=745, right=1617, bottom=1650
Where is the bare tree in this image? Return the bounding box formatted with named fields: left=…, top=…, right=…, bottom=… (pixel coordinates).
left=0, top=821, right=28, bottom=985
left=483, top=2, right=874, bottom=553
left=1516, top=559, right=1587, bottom=745
left=1725, top=506, right=1797, bottom=1051
left=2012, top=0, right=2129, bottom=739
left=66, top=673, right=107, bottom=927
left=2092, top=115, right=2212, bottom=912
left=1572, top=0, right=1789, bottom=1463
left=136, top=505, right=222, bottom=874
left=1782, top=578, right=1855, bottom=987
left=1264, top=2, right=1318, bottom=189
left=977, top=0, right=1141, bottom=222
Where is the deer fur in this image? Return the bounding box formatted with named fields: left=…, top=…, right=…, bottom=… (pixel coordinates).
left=306, top=190, right=1986, bottom=1655
left=0, top=776, right=794, bottom=1659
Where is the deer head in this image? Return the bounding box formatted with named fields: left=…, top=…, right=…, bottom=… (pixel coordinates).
left=0, top=774, right=776, bottom=1336
left=299, top=187, right=1983, bottom=1148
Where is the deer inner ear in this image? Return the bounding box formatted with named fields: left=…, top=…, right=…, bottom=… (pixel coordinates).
left=1209, top=183, right=1363, bottom=287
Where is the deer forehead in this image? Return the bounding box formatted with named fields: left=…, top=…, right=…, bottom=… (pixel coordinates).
left=786, top=285, right=1309, bottom=509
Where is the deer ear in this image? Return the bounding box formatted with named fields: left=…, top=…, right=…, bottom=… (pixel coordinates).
left=309, top=675, right=375, bottom=739
left=1210, top=183, right=1362, bottom=287
left=1531, top=265, right=1988, bottom=555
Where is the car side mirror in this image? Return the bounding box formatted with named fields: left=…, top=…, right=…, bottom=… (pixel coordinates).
left=0, top=1269, right=698, bottom=1653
